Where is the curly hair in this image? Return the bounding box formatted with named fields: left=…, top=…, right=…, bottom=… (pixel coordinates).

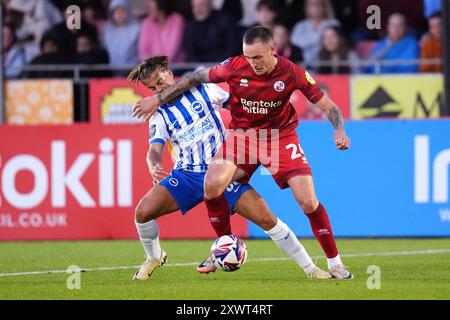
left=127, top=56, right=170, bottom=83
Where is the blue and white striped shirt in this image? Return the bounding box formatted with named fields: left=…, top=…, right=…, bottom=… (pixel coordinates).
left=149, top=83, right=229, bottom=173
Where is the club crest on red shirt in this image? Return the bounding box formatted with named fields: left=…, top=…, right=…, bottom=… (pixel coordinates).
left=274, top=81, right=285, bottom=92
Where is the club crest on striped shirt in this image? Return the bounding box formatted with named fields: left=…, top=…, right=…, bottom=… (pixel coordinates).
left=190, top=101, right=205, bottom=114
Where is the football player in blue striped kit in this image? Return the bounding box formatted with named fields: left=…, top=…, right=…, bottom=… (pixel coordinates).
left=127, top=56, right=331, bottom=281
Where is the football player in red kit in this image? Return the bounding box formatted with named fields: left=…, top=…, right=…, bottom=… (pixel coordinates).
left=133, top=26, right=353, bottom=279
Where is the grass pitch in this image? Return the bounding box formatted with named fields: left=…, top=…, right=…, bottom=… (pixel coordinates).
left=1, top=239, right=449, bottom=300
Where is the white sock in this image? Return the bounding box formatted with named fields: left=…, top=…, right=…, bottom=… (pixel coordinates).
left=265, top=219, right=315, bottom=274
left=327, top=255, right=343, bottom=270
left=135, top=220, right=162, bottom=260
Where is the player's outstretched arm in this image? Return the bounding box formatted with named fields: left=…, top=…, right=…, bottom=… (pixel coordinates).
left=159, top=68, right=211, bottom=105
left=133, top=68, right=212, bottom=121
left=147, top=143, right=169, bottom=185
left=315, top=95, right=351, bottom=151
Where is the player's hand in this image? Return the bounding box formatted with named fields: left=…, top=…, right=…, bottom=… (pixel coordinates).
left=132, top=96, right=160, bottom=122
left=334, top=128, right=350, bottom=150
left=150, top=163, right=169, bottom=185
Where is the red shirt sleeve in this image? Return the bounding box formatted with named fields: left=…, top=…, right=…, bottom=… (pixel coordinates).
left=294, top=64, right=324, bottom=104
left=209, top=58, right=234, bottom=83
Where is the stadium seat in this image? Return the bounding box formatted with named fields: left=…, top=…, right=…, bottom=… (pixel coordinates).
left=355, top=41, right=378, bottom=59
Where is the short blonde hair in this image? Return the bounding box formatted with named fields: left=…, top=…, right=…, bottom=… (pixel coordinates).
left=305, top=0, right=335, bottom=20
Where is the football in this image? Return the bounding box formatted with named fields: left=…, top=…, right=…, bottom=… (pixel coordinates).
left=210, top=235, right=248, bottom=272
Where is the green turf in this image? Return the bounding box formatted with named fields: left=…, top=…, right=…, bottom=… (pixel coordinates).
left=0, top=239, right=449, bottom=300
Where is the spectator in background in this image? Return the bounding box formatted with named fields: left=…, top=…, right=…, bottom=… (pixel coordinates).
left=6, top=0, right=63, bottom=62
left=254, top=0, right=279, bottom=30
left=75, top=32, right=109, bottom=63
left=129, top=0, right=152, bottom=19
left=281, top=0, right=355, bottom=36
left=184, top=0, right=240, bottom=62
left=82, top=1, right=107, bottom=43
left=26, top=30, right=73, bottom=79
left=1, top=1, right=8, bottom=21
left=279, top=0, right=305, bottom=29
left=3, top=23, right=26, bottom=78
left=237, top=0, right=260, bottom=29
left=366, top=13, right=419, bottom=74
left=291, top=0, right=340, bottom=65
left=50, top=7, right=99, bottom=58
left=212, top=0, right=243, bottom=23
left=172, top=0, right=192, bottom=20
left=318, top=26, right=359, bottom=74
left=272, top=21, right=303, bottom=63
left=74, top=31, right=110, bottom=78
left=420, top=12, right=443, bottom=73
left=139, top=0, right=185, bottom=63
left=101, top=0, right=111, bottom=11
left=212, top=0, right=268, bottom=30
left=330, top=0, right=357, bottom=38
left=212, top=0, right=261, bottom=38
left=104, top=0, right=140, bottom=70
left=353, top=0, right=425, bottom=44
left=424, top=0, right=441, bottom=18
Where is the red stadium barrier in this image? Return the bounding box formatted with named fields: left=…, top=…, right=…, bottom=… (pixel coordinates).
left=291, top=75, right=350, bottom=119
left=0, top=124, right=248, bottom=241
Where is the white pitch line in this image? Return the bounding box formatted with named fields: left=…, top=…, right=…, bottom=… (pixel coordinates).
left=0, top=248, right=449, bottom=278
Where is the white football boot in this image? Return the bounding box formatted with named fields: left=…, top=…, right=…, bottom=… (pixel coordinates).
left=307, top=266, right=333, bottom=279
left=132, top=251, right=168, bottom=281
left=196, top=256, right=217, bottom=274
left=329, top=264, right=354, bottom=280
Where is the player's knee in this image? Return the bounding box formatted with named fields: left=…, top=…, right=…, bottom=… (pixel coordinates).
left=204, top=175, right=227, bottom=199
left=134, top=205, right=147, bottom=224
left=298, top=198, right=319, bottom=214
left=135, top=203, right=154, bottom=224
left=259, top=213, right=277, bottom=231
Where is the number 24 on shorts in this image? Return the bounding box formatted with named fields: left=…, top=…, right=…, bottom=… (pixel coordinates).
left=286, top=143, right=308, bottom=163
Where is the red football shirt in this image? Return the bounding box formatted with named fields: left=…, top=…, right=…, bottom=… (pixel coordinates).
left=209, top=55, right=324, bottom=131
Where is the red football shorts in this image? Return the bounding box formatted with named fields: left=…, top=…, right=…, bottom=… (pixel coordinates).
left=217, top=129, right=312, bottom=189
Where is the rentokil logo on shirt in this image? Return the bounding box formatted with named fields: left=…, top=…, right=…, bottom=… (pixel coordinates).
left=240, top=99, right=283, bottom=115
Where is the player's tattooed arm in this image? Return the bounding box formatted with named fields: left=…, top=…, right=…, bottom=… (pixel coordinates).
left=328, top=106, right=345, bottom=130
left=329, top=107, right=350, bottom=150
left=133, top=68, right=211, bottom=121
left=157, top=68, right=211, bottom=105
left=315, top=95, right=350, bottom=150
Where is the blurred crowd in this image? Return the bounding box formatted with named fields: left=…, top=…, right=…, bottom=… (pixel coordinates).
left=1, top=0, right=444, bottom=79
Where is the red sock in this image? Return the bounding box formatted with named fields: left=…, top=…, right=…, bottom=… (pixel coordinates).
left=204, top=194, right=232, bottom=237
left=306, top=203, right=339, bottom=259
